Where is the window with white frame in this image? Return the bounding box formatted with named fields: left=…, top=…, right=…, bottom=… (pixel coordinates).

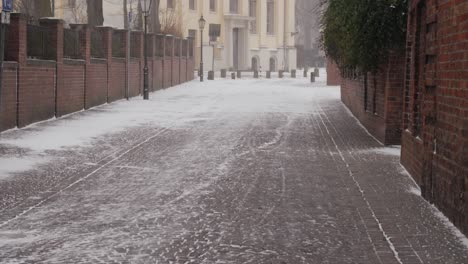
left=267, top=0, right=275, bottom=35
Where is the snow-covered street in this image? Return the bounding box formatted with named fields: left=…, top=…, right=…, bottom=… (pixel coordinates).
left=0, top=72, right=467, bottom=263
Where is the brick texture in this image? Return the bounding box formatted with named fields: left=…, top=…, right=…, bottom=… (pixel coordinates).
left=0, top=15, right=194, bottom=133
left=401, top=0, right=468, bottom=235
left=340, top=52, right=406, bottom=145
left=0, top=63, right=18, bottom=131
left=326, top=58, right=341, bottom=86
left=57, top=62, right=85, bottom=117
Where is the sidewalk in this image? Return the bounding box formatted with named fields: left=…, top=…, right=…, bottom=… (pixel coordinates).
left=0, top=73, right=467, bottom=263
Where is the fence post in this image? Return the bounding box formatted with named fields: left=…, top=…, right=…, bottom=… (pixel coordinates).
left=40, top=18, right=64, bottom=117
left=6, top=14, right=27, bottom=66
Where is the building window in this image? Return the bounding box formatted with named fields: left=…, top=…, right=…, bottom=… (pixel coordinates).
left=189, top=0, right=196, bottom=10
left=210, top=0, right=216, bottom=12
left=167, top=0, right=174, bottom=9
left=188, top=29, right=197, bottom=39
left=230, top=0, right=238, bottom=14
left=267, top=0, right=275, bottom=35
left=249, top=0, right=257, bottom=34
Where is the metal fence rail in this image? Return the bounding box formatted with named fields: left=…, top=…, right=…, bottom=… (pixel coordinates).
left=182, top=39, right=188, bottom=57
left=145, top=36, right=153, bottom=57
left=27, top=24, right=54, bottom=60
left=63, top=28, right=82, bottom=59
left=130, top=32, right=140, bottom=58
left=155, top=35, right=164, bottom=57
left=165, top=37, right=172, bottom=57
left=113, top=31, right=125, bottom=58
left=91, top=30, right=105, bottom=58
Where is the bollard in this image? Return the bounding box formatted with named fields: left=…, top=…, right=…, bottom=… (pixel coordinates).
left=221, top=69, right=227, bottom=78
left=237, top=70, right=241, bottom=78
left=303, top=69, right=308, bottom=77
left=314, top=68, right=320, bottom=77
left=279, top=70, right=284, bottom=78
left=310, top=72, right=315, bottom=83
left=208, top=71, right=214, bottom=80
left=231, top=72, right=236, bottom=79
left=266, top=71, right=271, bottom=79
left=291, top=69, right=296, bottom=78
left=254, top=70, right=259, bottom=78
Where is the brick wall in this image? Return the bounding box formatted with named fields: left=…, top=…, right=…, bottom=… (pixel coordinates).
left=0, top=14, right=194, bottom=132
left=153, top=59, right=163, bottom=90
left=57, top=61, right=85, bottom=117
left=401, top=0, right=468, bottom=235
left=17, top=63, right=56, bottom=127
left=180, top=57, right=187, bottom=84
left=85, top=61, right=108, bottom=109
left=340, top=52, right=406, bottom=145
left=129, top=60, right=142, bottom=97
left=0, top=62, right=17, bottom=131
left=163, top=58, right=172, bottom=89
left=108, top=60, right=126, bottom=102
left=326, top=57, right=341, bottom=86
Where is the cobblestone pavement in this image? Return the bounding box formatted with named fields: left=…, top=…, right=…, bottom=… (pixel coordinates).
left=0, top=76, right=467, bottom=263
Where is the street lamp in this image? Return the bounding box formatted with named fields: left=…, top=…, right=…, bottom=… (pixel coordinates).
left=198, top=15, right=206, bottom=82
left=142, top=0, right=153, bottom=100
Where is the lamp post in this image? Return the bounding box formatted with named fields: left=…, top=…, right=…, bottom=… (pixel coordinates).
left=198, top=15, right=206, bottom=82
left=142, top=0, right=153, bottom=100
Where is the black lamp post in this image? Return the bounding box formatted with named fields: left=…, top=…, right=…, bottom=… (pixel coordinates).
left=199, top=15, right=206, bottom=82
left=143, top=0, right=153, bottom=100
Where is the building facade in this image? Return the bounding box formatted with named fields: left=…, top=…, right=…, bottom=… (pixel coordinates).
left=164, top=0, right=296, bottom=72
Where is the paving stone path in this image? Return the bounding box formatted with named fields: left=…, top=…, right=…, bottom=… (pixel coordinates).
left=0, top=76, right=467, bottom=263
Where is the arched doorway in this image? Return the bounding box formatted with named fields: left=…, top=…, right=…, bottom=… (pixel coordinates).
left=269, top=57, right=277, bottom=71
left=251, top=56, right=259, bottom=71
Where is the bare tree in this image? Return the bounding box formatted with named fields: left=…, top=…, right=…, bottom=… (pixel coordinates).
left=134, top=0, right=143, bottom=30
left=68, top=0, right=87, bottom=24
left=159, top=1, right=182, bottom=36
left=86, top=0, right=104, bottom=26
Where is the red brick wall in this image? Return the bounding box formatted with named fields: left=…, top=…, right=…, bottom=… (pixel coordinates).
left=129, top=60, right=142, bottom=97
left=340, top=52, right=405, bottom=145
left=153, top=59, right=163, bottom=90
left=187, top=58, right=195, bottom=81
left=0, top=14, right=193, bottom=133
left=0, top=62, right=18, bottom=131
left=326, top=58, right=341, bottom=86
left=172, top=58, right=180, bottom=86
left=85, top=61, right=108, bottom=109
left=56, top=61, right=85, bottom=117
left=17, top=62, right=56, bottom=128
left=163, top=58, right=172, bottom=88
left=401, top=0, right=468, bottom=235
left=108, top=60, right=126, bottom=102
left=180, top=58, right=187, bottom=84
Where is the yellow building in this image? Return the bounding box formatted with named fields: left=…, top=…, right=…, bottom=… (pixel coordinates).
left=163, top=0, right=297, bottom=71
left=53, top=0, right=297, bottom=71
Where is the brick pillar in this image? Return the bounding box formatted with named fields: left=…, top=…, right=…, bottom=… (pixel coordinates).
left=6, top=13, right=28, bottom=66
left=97, top=27, right=113, bottom=102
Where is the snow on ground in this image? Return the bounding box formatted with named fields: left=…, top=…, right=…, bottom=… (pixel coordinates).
left=0, top=68, right=330, bottom=180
